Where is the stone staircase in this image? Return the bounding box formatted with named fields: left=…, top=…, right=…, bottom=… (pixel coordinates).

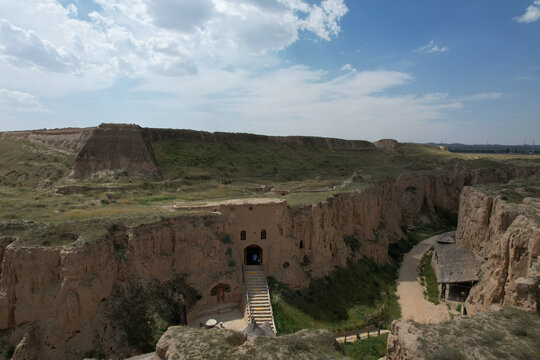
left=244, top=265, right=276, bottom=334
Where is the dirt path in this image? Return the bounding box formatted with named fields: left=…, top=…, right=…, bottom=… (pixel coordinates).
left=397, top=233, right=450, bottom=324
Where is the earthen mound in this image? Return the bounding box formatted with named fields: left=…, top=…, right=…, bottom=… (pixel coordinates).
left=374, top=139, right=399, bottom=152
left=71, top=124, right=160, bottom=180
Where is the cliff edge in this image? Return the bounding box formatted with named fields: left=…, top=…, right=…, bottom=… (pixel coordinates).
left=456, top=179, right=540, bottom=313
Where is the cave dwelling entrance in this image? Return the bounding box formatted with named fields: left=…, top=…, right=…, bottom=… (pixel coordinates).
left=245, top=245, right=262, bottom=266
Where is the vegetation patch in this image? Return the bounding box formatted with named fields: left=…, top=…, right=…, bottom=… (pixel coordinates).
left=390, top=215, right=456, bottom=264
left=0, top=336, right=14, bottom=360
left=343, top=234, right=361, bottom=254
left=107, top=275, right=200, bottom=353
left=341, top=333, right=389, bottom=360
left=419, top=248, right=439, bottom=304
left=269, top=258, right=400, bottom=334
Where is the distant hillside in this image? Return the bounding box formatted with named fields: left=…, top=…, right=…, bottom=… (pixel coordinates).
left=427, top=142, right=539, bottom=154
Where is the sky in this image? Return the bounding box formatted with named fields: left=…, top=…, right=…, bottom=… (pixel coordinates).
left=0, top=0, right=539, bottom=144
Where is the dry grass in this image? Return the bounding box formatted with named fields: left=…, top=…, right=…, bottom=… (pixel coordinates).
left=413, top=307, right=540, bottom=360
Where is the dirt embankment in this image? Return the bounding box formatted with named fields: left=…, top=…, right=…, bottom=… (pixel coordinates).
left=456, top=186, right=540, bottom=313
left=71, top=124, right=161, bottom=180
left=0, top=128, right=93, bottom=153
left=0, top=167, right=535, bottom=359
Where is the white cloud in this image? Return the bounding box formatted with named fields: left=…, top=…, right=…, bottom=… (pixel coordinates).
left=514, top=0, right=540, bottom=23
left=341, top=63, right=355, bottom=72
left=148, top=0, right=215, bottom=33
left=130, top=66, right=460, bottom=141
left=0, top=88, right=42, bottom=111
left=0, top=0, right=349, bottom=95
left=301, top=0, right=348, bottom=41
left=0, top=19, right=79, bottom=72
left=416, top=40, right=448, bottom=54
left=0, top=0, right=466, bottom=141
left=463, top=92, right=502, bottom=101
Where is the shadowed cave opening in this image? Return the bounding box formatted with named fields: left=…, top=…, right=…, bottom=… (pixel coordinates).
left=245, top=245, right=262, bottom=265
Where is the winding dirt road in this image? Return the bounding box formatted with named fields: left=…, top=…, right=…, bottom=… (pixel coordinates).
left=397, top=234, right=450, bottom=324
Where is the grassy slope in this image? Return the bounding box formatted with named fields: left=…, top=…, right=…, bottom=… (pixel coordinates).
left=0, top=138, right=74, bottom=188
left=269, top=259, right=400, bottom=334
left=0, top=137, right=537, bottom=246
left=342, top=333, right=389, bottom=360
left=269, top=218, right=456, bottom=336
left=151, top=139, right=454, bottom=183
left=419, top=249, right=440, bottom=305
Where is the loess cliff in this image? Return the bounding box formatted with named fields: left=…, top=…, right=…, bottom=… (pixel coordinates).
left=0, top=166, right=536, bottom=359
left=456, top=182, right=540, bottom=313
left=385, top=178, right=539, bottom=360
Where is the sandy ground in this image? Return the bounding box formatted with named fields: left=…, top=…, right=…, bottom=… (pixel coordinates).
left=397, top=234, right=450, bottom=324
left=188, top=303, right=248, bottom=332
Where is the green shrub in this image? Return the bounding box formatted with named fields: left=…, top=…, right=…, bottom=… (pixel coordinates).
left=342, top=333, right=389, bottom=360
left=222, top=234, right=232, bottom=244
left=343, top=235, right=361, bottom=254
left=419, top=250, right=439, bottom=304
left=107, top=275, right=199, bottom=352
left=269, top=258, right=400, bottom=333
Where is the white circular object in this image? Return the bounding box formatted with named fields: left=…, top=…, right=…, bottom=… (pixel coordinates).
left=205, top=318, right=218, bottom=327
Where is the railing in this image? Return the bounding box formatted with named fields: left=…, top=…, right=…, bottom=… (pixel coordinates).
left=264, top=282, right=277, bottom=334
left=245, top=292, right=253, bottom=324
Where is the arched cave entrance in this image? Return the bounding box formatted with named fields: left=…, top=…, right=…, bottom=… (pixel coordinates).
left=210, top=284, right=231, bottom=304
left=245, top=245, right=262, bottom=265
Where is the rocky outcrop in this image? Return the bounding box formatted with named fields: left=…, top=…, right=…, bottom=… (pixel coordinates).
left=386, top=307, right=540, bottom=360
left=0, top=128, right=93, bottom=153
left=386, top=320, right=423, bottom=360
left=456, top=186, right=540, bottom=313
left=152, top=326, right=340, bottom=360
left=71, top=124, right=161, bottom=180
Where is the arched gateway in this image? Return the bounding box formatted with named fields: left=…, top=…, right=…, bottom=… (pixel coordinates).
left=244, top=245, right=262, bottom=265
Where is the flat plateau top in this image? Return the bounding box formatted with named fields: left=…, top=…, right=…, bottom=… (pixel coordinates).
left=173, top=198, right=285, bottom=209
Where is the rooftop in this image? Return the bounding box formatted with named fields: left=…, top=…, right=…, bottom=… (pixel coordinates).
left=434, top=241, right=479, bottom=284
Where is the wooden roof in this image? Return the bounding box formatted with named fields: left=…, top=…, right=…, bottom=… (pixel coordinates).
left=434, top=242, right=479, bottom=284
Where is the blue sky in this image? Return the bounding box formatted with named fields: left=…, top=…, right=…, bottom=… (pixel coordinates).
left=0, top=0, right=539, bottom=144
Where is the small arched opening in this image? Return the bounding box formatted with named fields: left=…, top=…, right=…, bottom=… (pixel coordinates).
left=244, top=245, right=263, bottom=265
left=261, top=229, right=266, bottom=240
left=210, top=283, right=231, bottom=304
left=240, top=230, right=246, bottom=241
left=299, top=240, right=304, bottom=249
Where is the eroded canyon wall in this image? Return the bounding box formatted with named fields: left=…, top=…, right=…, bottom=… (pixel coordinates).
left=0, top=168, right=535, bottom=359
left=456, top=187, right=540, bottom=313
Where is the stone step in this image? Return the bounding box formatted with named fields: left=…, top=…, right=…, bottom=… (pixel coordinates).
left=244, top=267, right=276, bottom=335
